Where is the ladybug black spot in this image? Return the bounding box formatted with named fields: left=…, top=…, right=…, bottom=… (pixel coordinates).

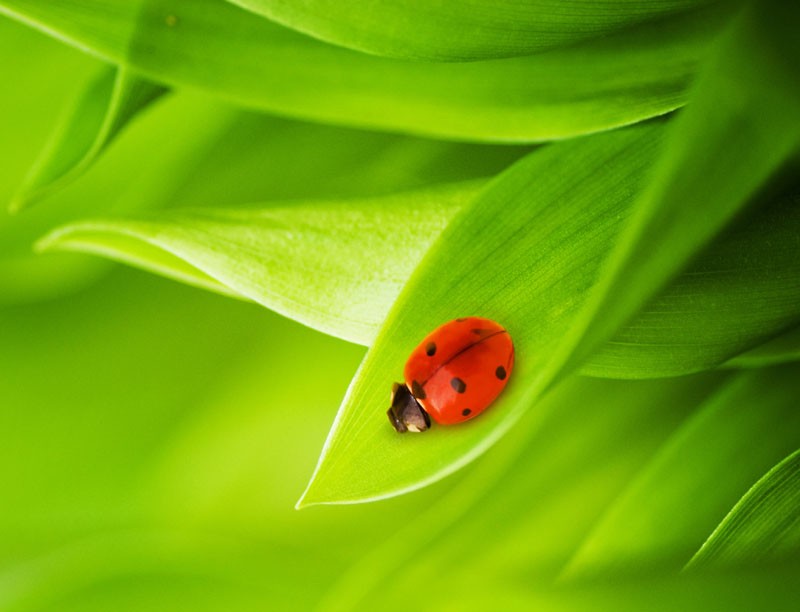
left=471, top=328, right=491, bottom=336
left=456, top=317, right=467, bottom=322
left=462, top=408, right=472, bottom=417
left=495, top=366, right=507, bottom=380
left=425, top=341, right=436, bottom=356
left=411, top=380, right=426, bottom=400
left=451, top=377, right=467, bottom=394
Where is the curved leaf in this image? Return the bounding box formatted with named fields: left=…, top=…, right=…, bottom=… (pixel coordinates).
left=9, top=65, right=167, bottom=212
left=0, top=0, right=730, bottom=142
left=686, top=447, right=800, bottom=569
left=227, top=0, right=710, bottom=61
left=561, top=364, right=800, bottom=580
left=317, top=372, right=726, bottom=610
left=38, top=181, right=481, bottom=345
left=724, top=325, right=800, bottom=369
left=581, top=189, right=800, bottom=378
left=0, top=15, right=110, bottom=303
left=36, top=177, right=800, bottom=365
left=298, top=1, right=800, bottom=505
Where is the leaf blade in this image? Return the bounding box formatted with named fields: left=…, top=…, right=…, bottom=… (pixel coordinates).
left=686, top=446, right=800, bottom=569
left=0, top=0, right=729, bottom=142
left=226, top=0, right=711, bottom=61
left=10, top=65, right=167, bottom=212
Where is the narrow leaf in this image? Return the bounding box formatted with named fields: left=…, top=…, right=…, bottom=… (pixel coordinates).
left=9, top=65, right=167, bottom=212
left=686, top=447, right=800, bottom=569
left=561, top=365, right=800, bottom=579
left=0, top=0, right=729, bottom=142
left=227, top=0, right=710, bottom=61
left=724, top=325, right=800, bottom=369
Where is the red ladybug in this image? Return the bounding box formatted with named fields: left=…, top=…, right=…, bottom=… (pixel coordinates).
left=387, top=317, right=514, bottom=433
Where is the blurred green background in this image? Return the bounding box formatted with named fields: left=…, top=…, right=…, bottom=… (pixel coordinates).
left=2, top=2, right=800, bottom=610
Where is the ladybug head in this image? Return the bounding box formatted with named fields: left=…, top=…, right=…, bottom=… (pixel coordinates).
left=387, top=382, right=430, bottom=433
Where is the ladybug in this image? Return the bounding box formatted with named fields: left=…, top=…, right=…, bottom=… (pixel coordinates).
left=387, top=317, right=514, bottom=433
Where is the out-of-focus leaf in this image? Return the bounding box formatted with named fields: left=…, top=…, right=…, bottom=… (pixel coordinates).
left=0, top=1, right=730, bottom=141
left=297, top=0, right=800, bottom=505
left=10, top=65, right=167, bottom=212
left=0, top=15, right=109, bottom=302
left=37, top=181, right=480, bottom=345
left=0, top=267, right=375, bottom=611
left=0, top=93, right=235, bottom=305
left=424, top=563, right=800, bottom=612
left=319, top=372, right=726, bottom=611
left=686, top=447, right=800, bottom=569
left=724, top=325, right=800, bottom=368
left=227, top=0, right=710, bottom=61
left=561, top=365, right=800, bottom=579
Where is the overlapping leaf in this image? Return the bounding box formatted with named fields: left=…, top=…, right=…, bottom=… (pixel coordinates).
left=687, top=447, right=800, bottom=569
left=37, top=153, right=800, bottom=360
left=38, top=182, right=480, bottom=345
left=0, top=0, right=729, bottom=141
left=296, top=0, right=800, bottom=505
left=226, top=0, right=710, bottom=61
left=10, top=65, right=167, bottom=212
left=562, top=365, right=800, bottom=579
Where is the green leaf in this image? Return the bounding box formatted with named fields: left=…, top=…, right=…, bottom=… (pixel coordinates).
left=298, top=0, right=800, bottom=505
left=582, top=188, right=800, bottom=378
left=226, top=0, right=711, bottom=61
left=550, top=0, right=800, bottom=382
left=0, top=13, right=527, bottom=306
left=0, top=15, right=110, bottom=303
left=9, top=65, right=167, bottom=212
left=724, top=325, right=800, bottom=369
left=320, top=372, right=727, bottom=610
left=686, top=446, right=800, bottom=569
left=561, top=365, right=800, bottom=579
left=37, top=181, right=481, bottom=345
left=0, top=0, right=730, bottom=142
left=36, top=174, right=800, bottom=364
left=423, top=562, right=800, bottom=611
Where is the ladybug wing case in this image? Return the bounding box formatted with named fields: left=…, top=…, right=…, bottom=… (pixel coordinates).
left=403, top=317, right=513, bottom=426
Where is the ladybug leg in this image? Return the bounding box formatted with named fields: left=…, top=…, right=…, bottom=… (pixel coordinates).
left=387, top=383, right=430, bottom=434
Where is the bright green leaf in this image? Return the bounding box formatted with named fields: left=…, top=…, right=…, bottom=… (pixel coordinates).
left=37, top=181, right=481, bottom=345
left=296, top=124, right=665, bottom=505
left=36, top=174, right=800, bottom=363
left=0, top=0, right=730, bottom=141
left=298, top=1, right=800, bottom=505
left=550, top=0, right=800, bottom=383
left=686, top=446, right=800, bottom=569
left=10, top=65, right=167, bottom=212
left=582, top=189, right=800, bottom=378
left=227, top=0, right=711, bottom=61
